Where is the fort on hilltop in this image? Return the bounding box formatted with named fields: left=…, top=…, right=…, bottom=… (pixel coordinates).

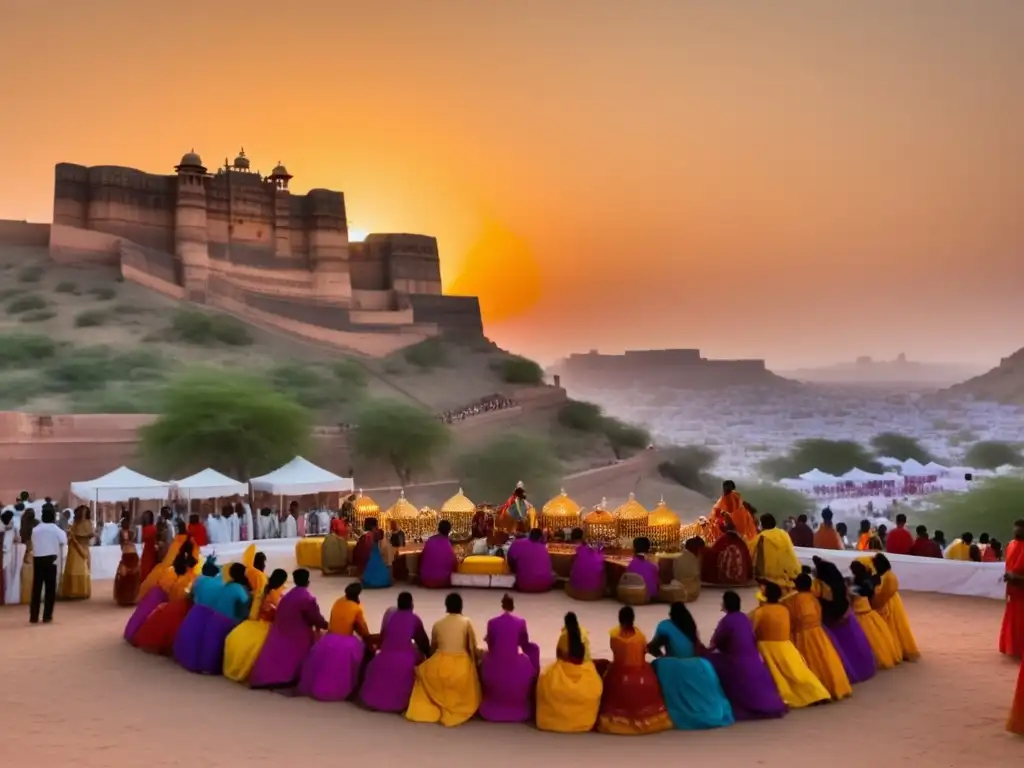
left=553, top=348, right=789, bottom=389
left=43, top=148, right=482, bottom=356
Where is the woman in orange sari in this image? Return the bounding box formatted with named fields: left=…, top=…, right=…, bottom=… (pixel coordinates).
left=114, top=516, right=141, bottom=606
left=133, top=550, right=199, bottom=655
left=1000, top=521, right=1024, bottom=658
left=596, top=606, right=673, bottom=735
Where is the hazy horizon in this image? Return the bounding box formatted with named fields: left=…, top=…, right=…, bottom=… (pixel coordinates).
left=2, top=0, right=1021, bottom=369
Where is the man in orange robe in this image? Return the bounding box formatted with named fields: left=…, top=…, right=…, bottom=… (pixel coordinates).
left=710, top=481, right=758, bottom=542
left=812, top=508, right=844, bottom=550
left=855, top=520, right=872, bottom=551
left=1000, top=520, right=1024, bottom=658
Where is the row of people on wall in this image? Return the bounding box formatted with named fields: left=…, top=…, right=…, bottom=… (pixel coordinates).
left=120, top=535, right=922, bottom=733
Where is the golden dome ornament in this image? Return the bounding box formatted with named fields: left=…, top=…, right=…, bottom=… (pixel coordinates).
left=542, top=488, right=582, bottom=532
left=583, top=498, right=619, bottom=546
left=440, top=487, right=476, bottom=539
left=411, top=506, right=439, bottom=542
left=351, top=491, right=382, bottom=532
left=385, top=490, right=418, bottom=534
left=647, top=497, right=682, bottom=552
left=614, top=492, right=650, bottom=542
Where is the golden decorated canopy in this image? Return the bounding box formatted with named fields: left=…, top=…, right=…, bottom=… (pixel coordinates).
left=614, top=493, right=649, bottom=520
left=648, top=498, right=680, bottom=527
left=441, top=487, right=476, bottom=515
left=543, top=489, right=581, bottom=517
left=583, top=508, right=615, bottom=525
left=385, top=490, right=418, bottom=520
left=352, top=492, right=381, bottom=517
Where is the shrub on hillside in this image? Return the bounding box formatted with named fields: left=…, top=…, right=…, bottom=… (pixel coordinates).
left=870, top=432, right=935, bottom=463
left=168, top=309, right=253, bottom=346
left=0, top=288, right=25, bottom=301
left=557, top=399, right=604, bottom=431
left=741, top=483, right=815, bottom=520
left=403, top=337, right=448, bottom=368
left=89, top=286, right=117, bottom=301
left=456, top=432, right=562, bottom=505
left=74, top=309, right=109, bottom=328
left=657, top=445, right=720, bottom=496
left=758, top=438, right=882, bottom=480
left=602, top=417, right=650, bottom=459
left=0, top=375, right=39, bottom=408
left=499, top=355, right=544, bottom=385
left=963, top=441, right=1023, bottom=470
left=54, top=281, right=77, bottom=294
left=17, top=266, right=44, bottom=283
left=268, top=365, right=332, bottom=409
left=5, top=294, right=48, bottom=315
left=0, top=333, right=59, bottom=367
left=19, top=309, right=56, bottom=323
left=332, top=359, right=369, bottom=390
left=41, top=345, right=167, bottom=393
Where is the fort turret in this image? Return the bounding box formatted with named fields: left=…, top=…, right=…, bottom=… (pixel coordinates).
left=174, top=150, right=210, bottom=301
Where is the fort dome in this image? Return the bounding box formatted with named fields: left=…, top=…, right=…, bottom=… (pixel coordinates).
left=177, top=150, right=203, bottom=168
left=271, top=162, right=290, bottom=177
left=233, top=148, right=250, bottom=170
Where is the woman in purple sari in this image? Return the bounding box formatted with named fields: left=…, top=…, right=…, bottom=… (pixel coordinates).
left=419, top=520, right=458, bottom=589
left=479, top=594, right=541, bottom=722
left=249, top=569, right=328, bottom=689
left=707, top=591, right=787, bottom=720
left=508, top=529, right=554, bottom=593
left=812, top=556, right=876, bottom=684
left=566, top=529, right=606, bottom=601
left=625, top=537, right=660, bottom=600
left=359, top=591, right=431, bottom=712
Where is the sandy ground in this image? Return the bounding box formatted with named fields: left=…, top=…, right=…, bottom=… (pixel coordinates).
left=2, top=550, right=1021, bottom=768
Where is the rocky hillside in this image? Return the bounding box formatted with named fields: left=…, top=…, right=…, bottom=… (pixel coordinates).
left=943, top=347, right=1024, bottom=405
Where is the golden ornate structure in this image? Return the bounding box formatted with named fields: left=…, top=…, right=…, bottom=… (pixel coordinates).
left=541, top=488, right=582, bottom=531
left=352, top=491, right=382, bottom=532
left=679, top=516, right=715, bottom=546
left=614, top=492, right=650, bottom=542
left=385, top=490, right=418, bottom=535
left=647, top=498, right=681, bottom=552
left=412, top=506, right=439, bottom=541
left=440, top=487, right=476, bottom=539
left=583, top=499, right=618, bottom=546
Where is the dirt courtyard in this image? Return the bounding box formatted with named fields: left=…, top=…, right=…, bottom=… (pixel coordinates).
left=1, top=553, right=1020, bottom=767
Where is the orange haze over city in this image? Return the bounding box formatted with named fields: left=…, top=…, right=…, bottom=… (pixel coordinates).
left=1, top=0, right=1021, bottom=368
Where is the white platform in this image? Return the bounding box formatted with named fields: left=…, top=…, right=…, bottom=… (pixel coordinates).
left=84, top=539, right=1008, bottom=601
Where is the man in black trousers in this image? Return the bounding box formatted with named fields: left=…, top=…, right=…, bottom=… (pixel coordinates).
left=30, top=504, right=67, bottom=624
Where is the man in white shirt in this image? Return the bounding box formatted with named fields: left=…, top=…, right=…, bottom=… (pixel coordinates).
left=30, top=504, right=67, bottom=624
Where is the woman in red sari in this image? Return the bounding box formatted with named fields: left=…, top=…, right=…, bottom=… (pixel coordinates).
left=596, top=606, right=673, bottom=735
left=133, top=550, right=198, bottom=655
left=139, top=511, right=158, bottom=583
left=1000, top=520, right=1024, bottom=658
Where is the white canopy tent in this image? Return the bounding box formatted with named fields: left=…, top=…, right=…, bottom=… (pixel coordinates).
left=839, top=467, right=883, bottom=483
left=798, top=468, right=838, bottom=483
left=900, top=458, right=933, bottom=477
left=876, top=456, right=904, bottom=468
left=249, top=456, right=354, bottom=496
left=172, top=468, right=248, bottom=499
left=924, top=461, right=948, bottom=474
left=70, top=466, right=171, bottom=504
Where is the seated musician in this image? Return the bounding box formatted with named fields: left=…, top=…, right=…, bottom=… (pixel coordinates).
left=701, top=517, right=754, bottom=587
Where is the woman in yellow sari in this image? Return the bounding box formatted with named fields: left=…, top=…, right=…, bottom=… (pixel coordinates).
left=137, top=533, right=191, bottom=601
left=788, top=574, right=852, bottom=701
left=223, top=568, right=288, bottom=683
left=61, top=507, right=94, bottom=600
left=751, top=581, right=830, bottom=708
left=597, top=606, right=673, bottom=735
left=536, top=612, right=604, bottom=733
left=848, top=560, right=901, bottom=669
left=405, top=592, right=482, bottom=727
left=223, top=545, right=268, bottom=594
left=871, top=554, right=921, bottom=661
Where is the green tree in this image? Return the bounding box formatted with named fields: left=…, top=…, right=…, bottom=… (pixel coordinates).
left=456, top=433, right=562, bottom=505
left=758, top=438, right=882, bottom=480
left=870, top=432, right=934, bottom=463
left=140, top=369, right=311, bottom=478
left=930, top=477, right=1024, bottom=540
left=351, top=398, right=451, bottom=484
left=657, top=445, right=720, bottom=496
left=557, top=399, right=604, bottom=431
left=602, top=417, right=650, bottom=459
left=499, top=355, right=544, bottom=385
left=741, top=483, right=815, bottom=520
left=963, top=441, right=1023, bottom=470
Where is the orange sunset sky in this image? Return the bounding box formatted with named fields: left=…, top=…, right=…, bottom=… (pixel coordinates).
left=2, top=0, right=1021, bottom=368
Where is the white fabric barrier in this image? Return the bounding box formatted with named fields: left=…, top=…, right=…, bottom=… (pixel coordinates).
left=86, top=539, right=1008, bottom=600
left=794, top=546, right=1006, bottom=601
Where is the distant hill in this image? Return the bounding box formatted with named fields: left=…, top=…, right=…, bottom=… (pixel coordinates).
left=780, top=355, right=987, bottom=387
left=942, top=347, right=1024, bottom=405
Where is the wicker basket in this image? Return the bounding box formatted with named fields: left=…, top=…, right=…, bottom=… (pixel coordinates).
left=582, top=499, right=618, bottom=546
left=385, top=491, right=418, bottom=535
left=616, top=572, right=650, bottom=606
left=352, top=492, right=383, bottom=532
left=541, top=488, right=582, bottom=532
left=615, top=493, right=649, bottom=543
left=440, top=488, right=475, bottom=539
left=647, top=498, right=682, bottom=552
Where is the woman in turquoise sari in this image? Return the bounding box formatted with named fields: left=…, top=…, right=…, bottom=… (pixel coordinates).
left=361, top=533, right=392, bottom=589
left=647, top=601, right=735, bottom=730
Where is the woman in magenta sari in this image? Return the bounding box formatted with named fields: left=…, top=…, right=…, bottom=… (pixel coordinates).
left=479, top=594, right=541, bottom=722
left=360, top=591, right=431, bottom=712
left=625, top=537, right=660, bottom=600
left=566, top=529, right=606, bottom=601
left=508, top=528, right=554, bottom=593
left=419, top=520, right=458, bottom=589
left=706, top=590, right=787, bottom=720
left=249, top=569, right=328, bottom=689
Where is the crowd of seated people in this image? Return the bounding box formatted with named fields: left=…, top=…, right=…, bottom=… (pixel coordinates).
left=121, top=536, right=941, bottom=735
left=439, top=394, right=517, bottom=424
